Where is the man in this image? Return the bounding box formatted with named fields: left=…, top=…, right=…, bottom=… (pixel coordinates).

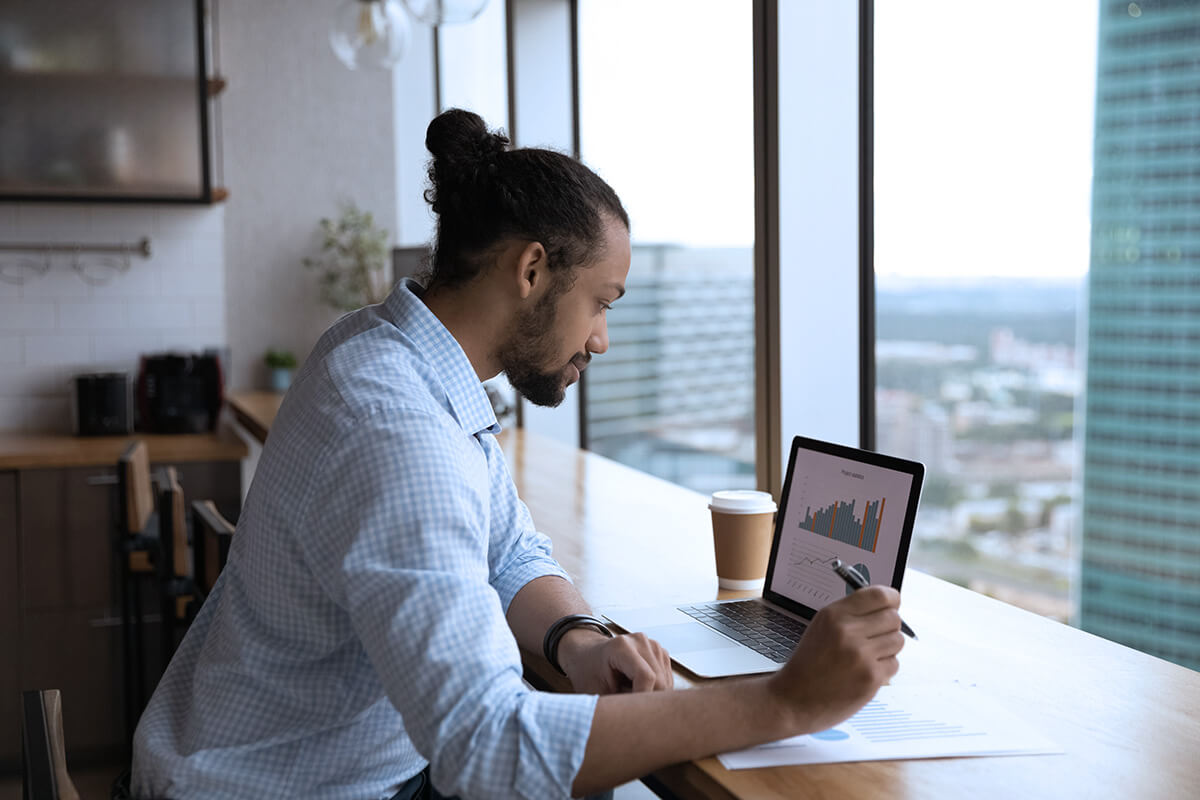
left=132, top=110, right=904, bottom=799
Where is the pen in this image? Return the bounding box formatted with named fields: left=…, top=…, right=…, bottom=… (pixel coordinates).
left=831, top=558, right=918, bottom=639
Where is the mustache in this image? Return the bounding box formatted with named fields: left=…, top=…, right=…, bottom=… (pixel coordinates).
left=571, top=353, right=592, bottom=369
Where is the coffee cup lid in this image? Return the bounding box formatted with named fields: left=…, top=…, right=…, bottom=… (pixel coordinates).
left=709, top=489, right=777, bottom=514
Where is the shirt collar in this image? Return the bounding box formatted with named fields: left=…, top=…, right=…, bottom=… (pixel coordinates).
left=383, top=279, right=501, bottom=437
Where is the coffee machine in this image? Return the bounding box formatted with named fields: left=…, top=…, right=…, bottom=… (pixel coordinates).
left=136, top=351, right=224, bottom=434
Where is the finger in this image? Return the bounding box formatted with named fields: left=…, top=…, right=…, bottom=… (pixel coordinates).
left=623, top=635, right=673, bottom=690
left=623, top=655, right=659, bottom=693
left=652, top=645, right=673, bottom=690
left=818, top=587, right=896, bottom=622
left=845, top=585, right=900, bottom=614
left=866, top=631, right=905, bottom=660
left=857, top=607, right=904, bottom=638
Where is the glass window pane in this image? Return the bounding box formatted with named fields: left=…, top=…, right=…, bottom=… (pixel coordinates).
left=437, top=0, right=508, bottom=130
left=578, top=0, right=755, bottom=494
left=874, top=2, right=1097, bottom=623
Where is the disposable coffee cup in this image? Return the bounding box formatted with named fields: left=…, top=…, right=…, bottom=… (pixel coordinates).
left=709, top=490, right=777, bottom=590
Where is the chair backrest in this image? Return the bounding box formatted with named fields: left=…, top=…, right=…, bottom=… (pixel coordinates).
left=21, top=689, right=80, bottom=800
left=118, top=440, right=154, bottom=534
left=191, top=499, right=236, bottom=594
left=157, top=467, right=189, bottom=580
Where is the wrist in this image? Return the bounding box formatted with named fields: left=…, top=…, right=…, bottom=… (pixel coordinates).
left=556, top=627, right=613, bottom=677
left=542, top=613, right=614, bottom=675
left=756, top=674, right=808, bottom=739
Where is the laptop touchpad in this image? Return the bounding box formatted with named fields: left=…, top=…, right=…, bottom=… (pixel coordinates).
left=641, top=622, right=740, bottom=654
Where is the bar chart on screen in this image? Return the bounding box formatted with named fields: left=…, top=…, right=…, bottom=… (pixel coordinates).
left=800, top=496, right=886, bottom=552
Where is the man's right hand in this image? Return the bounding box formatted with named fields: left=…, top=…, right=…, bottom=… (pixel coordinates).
left=574, top=585, right=905, bottom=796
left=766, top=586, right=905, bottom=734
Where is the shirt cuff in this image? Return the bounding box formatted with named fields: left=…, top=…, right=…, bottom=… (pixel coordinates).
left=492, top=549, right=573, bottom=613
left=515, top=690, right=598, bottom=800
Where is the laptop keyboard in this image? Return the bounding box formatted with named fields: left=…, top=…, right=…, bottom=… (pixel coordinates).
left=678, top=601, right=807, bottom=663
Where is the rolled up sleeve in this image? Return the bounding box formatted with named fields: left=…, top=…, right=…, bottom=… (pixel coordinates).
left=483, top=438, right=573, bottom=611
left=298, top=412, right=595, bottom=799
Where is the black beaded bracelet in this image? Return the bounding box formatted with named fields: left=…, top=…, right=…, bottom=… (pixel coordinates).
left=542, top=614, right=615, bottom=676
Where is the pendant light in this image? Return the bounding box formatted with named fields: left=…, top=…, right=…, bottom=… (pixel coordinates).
left=329, top=0, right=411, bottom=70
left=401, top=0, right=489, bottom=26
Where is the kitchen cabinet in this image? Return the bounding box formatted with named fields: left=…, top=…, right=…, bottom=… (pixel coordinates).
left=0, top=454, right=240, bottom=770
left=0, top=0, right=224, bottom=203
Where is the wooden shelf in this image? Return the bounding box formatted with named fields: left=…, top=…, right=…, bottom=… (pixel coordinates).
left=0, top=69, right=225, bottom=96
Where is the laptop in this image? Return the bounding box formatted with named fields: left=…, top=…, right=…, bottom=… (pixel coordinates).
left=604, top=435, right=924, bottom=678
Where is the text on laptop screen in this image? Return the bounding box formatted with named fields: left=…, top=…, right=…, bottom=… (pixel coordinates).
left=768, top=446, right=915, bottom=611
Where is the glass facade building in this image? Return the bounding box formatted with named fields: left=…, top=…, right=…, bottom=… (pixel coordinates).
left=1080, top=0, right=1200, bottom=669
left=585, top=245, right=756, bottom=495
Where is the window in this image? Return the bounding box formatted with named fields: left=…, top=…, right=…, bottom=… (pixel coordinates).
left=436, top=0, right=508, bottom=129
left=874, top=1, right=1097, bottom=622
left=576, top=0, right=756, bottom=495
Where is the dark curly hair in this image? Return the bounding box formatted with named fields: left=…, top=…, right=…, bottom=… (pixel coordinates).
left=422, top=108, right=629, bottom=291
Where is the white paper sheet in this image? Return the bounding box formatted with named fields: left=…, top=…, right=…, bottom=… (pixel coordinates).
left=718, top=683, right=1063, bottom=769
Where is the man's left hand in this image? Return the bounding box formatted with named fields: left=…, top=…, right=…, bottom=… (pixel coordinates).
left=557, top=629, right=673, bottom=694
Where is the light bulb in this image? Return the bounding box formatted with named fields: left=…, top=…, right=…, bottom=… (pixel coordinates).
left=401, top=0, right=489, bottom=26
left=330, top=0, right=410, bottom=70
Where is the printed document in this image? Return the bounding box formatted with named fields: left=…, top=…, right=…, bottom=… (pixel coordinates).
left=718, top=683, right=1063, bottom=769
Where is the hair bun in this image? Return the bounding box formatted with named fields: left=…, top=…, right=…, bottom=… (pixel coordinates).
left=425, top=108, right=509, bottom=167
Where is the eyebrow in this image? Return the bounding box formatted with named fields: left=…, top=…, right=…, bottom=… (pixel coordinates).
left=605, top=283, right=626, bottom=300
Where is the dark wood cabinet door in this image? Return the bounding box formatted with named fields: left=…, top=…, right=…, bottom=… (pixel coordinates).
left=12, top=458, right=240, bottom=763
left=19, top=467, right=118, bottom=612
left=19, top=607, right=126, bottom=760
left=0, top=471, right=20, bottom=767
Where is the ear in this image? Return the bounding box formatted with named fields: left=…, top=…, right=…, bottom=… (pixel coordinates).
left=514, top=241, right=547, bottom=300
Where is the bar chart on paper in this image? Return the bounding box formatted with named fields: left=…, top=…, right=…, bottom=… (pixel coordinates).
left=800, top=496, right=886, bottom=552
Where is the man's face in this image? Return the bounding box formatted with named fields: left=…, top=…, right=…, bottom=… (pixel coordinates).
left=498, top=217, right=631, bottom=407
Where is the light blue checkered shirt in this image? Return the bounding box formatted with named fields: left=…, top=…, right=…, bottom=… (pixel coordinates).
left=132, top=279, right=597, bottom=799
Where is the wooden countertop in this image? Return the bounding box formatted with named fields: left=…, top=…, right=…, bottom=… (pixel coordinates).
left=0, top=431, right=248, bottom=470
left=226, top=391, right=282, bottom=445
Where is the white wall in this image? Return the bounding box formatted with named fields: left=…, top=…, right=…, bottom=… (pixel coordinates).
left=0, top=203, right=224, bottom=432
left=219, top=0, right=398, bottom=390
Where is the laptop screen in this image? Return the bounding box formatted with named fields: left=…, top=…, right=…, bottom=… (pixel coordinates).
left=763, top=436, right=924, bottom=617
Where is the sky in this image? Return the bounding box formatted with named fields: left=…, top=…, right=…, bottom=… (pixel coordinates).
left=574, top=0, right=1099, bottom=279
left=873, top=1, right=1099, bottom=279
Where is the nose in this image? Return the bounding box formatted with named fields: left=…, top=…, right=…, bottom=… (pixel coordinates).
left=588, top=314, right=610, bottom=355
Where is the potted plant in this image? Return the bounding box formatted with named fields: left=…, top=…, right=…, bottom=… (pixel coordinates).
left=264, top=349, right=298, bottom=393
left=302, top=201, right=392, bottom=312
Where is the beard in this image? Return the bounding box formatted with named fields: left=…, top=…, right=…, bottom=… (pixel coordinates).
left=498, top=286, right=588, bottom=408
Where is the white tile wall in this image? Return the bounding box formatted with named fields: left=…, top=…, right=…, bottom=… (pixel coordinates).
left=0, top=203, right=226, bottom=432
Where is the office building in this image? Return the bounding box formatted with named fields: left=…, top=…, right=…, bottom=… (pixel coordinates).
left=1080, top=0, right=1200, bottom=669
left=585, top=245, right=757, bottom=494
